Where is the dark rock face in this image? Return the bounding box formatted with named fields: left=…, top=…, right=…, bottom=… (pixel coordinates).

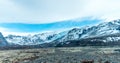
left=0, top=32, right=8, bottom=47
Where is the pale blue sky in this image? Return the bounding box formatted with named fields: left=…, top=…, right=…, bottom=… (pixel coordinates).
left=0, top=18, right=101, bottom=32
left=0, top=17, right=102, bottom=36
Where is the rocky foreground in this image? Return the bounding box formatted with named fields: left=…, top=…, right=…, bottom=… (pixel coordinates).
left=0, top=47, right=120, bottom=63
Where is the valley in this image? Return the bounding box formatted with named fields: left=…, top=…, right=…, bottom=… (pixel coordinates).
left=0, top=20, right=120, bottom=63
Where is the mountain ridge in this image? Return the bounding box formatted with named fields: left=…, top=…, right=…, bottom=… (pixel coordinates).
left=2, top=19, right=120, bottom=47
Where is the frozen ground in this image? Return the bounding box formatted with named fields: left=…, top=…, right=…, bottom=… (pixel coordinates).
left=0, top=47, right=120, bottom=63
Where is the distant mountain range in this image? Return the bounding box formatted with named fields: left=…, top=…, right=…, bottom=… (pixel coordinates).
left=1, top=19, right=120, bottom=48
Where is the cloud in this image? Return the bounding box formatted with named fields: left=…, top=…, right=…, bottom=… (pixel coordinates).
left=0, top=27, right=36, bottom=36
left=0, top=27, right=11, bottom=36
left=0, top=0, right=120, bottom=23
left=82, top=0, right=120, bottom=21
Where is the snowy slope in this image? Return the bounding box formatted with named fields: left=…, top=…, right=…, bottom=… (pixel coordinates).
left=5, top=31, right=68, bottom=45
left=57, top=19, right=120, bottom=42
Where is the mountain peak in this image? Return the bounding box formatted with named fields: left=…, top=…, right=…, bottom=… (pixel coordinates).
left=0, top=32, right=8, bottom=47
left=111, top=19, right=120, bottom=25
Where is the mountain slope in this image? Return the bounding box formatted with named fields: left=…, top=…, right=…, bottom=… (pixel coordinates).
left=0, top=32, right=8, bottom=47
left=5, top=19, right=120, bottom=46
left=54, top=33, right=120, bottom=47
left=56, top=19, right=120, bottom=42
left=5, top=31, right=68, bottom=45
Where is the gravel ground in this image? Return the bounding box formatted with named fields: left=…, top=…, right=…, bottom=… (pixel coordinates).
left=0, top=47, right=120, bottom=63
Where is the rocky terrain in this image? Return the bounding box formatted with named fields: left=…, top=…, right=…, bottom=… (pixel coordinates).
left=0, top=47, right=120, bottom=63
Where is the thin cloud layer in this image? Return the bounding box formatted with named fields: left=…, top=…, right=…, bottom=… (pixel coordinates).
left=0, top=0, right=120, bottom=23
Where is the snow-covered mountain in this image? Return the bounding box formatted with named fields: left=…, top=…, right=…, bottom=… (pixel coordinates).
left=0, top=32, right=8, bottom=47
left=58, top=19, right=120, bottom=42
left=5, top=19, right=120, bottom=46
left=5, top=31, right=68, bottom=45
